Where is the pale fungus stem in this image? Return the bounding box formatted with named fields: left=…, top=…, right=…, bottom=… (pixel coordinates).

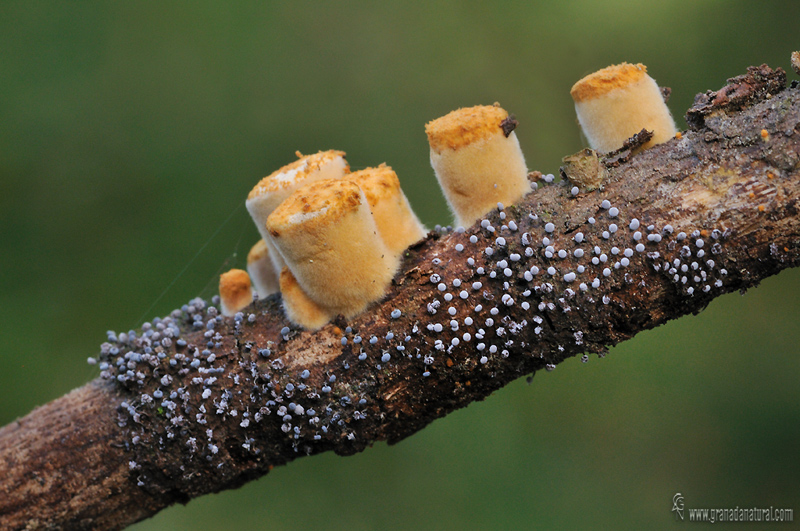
left=246, top=239, right=280, bottom=298
left=278, top=266, right=333, bottom=330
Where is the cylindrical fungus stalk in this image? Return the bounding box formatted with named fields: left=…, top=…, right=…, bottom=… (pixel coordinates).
left=266, top=179, right=399, bottom=319
left=246, top=150, right=349, bottom=275
left=218, top=268, right=253, bottom=317
left=247, top=239, right=280, bottom=298
left=278, top=267, right=332, bottom=330
left=425, top=104, right=531, bottom=227
left=345, top=164, right=427, bottom=256
left=570, top=62, right=677, bottom=153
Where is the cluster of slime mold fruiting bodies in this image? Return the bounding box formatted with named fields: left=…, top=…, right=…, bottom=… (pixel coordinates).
left=237, top=152, right=428, bottom=331
left=91, top=179, right=735, bottom=478
left=88, top=60, right=776, bottom=486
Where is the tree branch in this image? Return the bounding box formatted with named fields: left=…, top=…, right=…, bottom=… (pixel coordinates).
left=1, top=64, right=798, bottom=531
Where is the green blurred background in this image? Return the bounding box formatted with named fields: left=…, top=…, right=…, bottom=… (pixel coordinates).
left=2, top=1, right=798, bottom=529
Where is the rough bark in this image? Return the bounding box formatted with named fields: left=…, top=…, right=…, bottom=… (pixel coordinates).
left=1, top=64, right=799, bottom=531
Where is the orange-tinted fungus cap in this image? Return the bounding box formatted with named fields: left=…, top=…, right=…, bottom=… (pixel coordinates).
left=248, top=150, right=347, bottom=200
left=345, top=164, right=401, bottom=205
left=219, top=269, right=252, bottom=301
left=267, top=179, right=363, bottom=237
left=570, top=63, right=648, bottom=103
left=425, top=105, right=509, bottom=152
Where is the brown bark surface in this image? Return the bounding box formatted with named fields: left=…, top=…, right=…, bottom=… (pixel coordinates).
left=1, top=65, right=798, bottom=530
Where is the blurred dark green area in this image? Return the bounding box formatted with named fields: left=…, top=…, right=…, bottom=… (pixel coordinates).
left=1, top=1, right=798, bottom=529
